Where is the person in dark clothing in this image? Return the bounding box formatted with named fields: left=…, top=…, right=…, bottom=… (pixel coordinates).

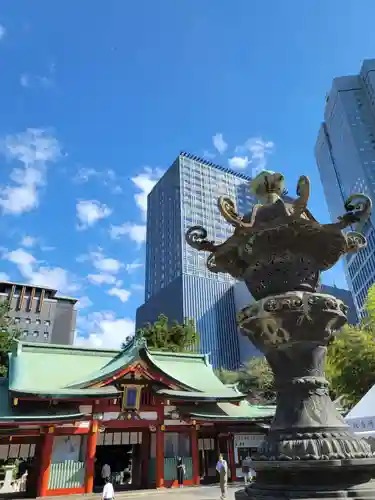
left=176, top=457, right=185, bottom=487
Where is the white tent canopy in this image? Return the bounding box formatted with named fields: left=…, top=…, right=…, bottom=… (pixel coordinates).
left=345, top=383, right=375, bottom=436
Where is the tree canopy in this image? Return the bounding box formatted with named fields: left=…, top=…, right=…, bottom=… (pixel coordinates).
left=326, top=283, right=375, bottom=407
left=0, top=301, right=20, bottom=376
left=123, top=314, right=199, bottom=353
left=216, top=357, right=275, bottom=404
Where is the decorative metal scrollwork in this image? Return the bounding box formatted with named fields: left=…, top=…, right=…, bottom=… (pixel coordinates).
left=336, top=193, right=372, bottom=230
left=217, top=196, right=242, bottom=227
left=206, top=253, right=218, bottom=273
left=346, top=231, right=367, bottom=253
left=217, top=196, right=255, bottom=229
left=185, top=226, right=216, bottom=252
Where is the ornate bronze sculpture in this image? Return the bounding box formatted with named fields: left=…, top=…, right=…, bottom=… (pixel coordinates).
left=186, top=171, right=374, bottom=499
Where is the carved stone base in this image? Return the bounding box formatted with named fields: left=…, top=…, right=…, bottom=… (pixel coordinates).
left=256, top=428, right=373, bottom=461
left=236, top=459, right=375, bottom=500
left=236, top=482, right=375, bottom=500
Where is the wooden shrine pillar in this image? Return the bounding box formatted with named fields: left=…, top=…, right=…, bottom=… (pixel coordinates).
left=191, top=425, right=200, bottom=485
left=37, top=426, right=54, bottom=497
left=155, top=426, right=164, bottom=488
left=227, top=434, right=236, bottom=482
left=85, top=420, right=98, bottom=493
left=141, top=429, right=151, bottom=486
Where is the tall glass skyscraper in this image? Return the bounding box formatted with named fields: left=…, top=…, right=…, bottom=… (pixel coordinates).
left=136, top=152, right=255, bottom=369
left=315, top=59, right=375, bottom=316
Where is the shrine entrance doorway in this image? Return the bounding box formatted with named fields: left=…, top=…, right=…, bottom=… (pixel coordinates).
left=94, top=430, right=143, bottom=491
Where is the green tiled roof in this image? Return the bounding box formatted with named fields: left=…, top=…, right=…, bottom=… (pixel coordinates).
left=0, top=379, right=86, bottom=422
left=180, top=401, right=276, bottom=421
left=8, top=340, right=244, bottom=401
left=4, top=340, right=274, bottom=425
left=8, top=341, right=120, bottom=396
left=147, top=351, right=242, bottom=399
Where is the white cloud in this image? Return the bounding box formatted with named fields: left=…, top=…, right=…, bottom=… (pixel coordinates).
left=20, top=74, right=31, bottom=88
left=20, top=63, right=55, bottom=89
left=3, top=248, right=78, bottom=293
left=75, top=296, right=93, bottom=310
left=90, top=251, right=122, bottom=274
left=21, top=236, right=36, bottom=248
left=212, top=133, right=228, bottom=155
left=0, top=272, right=10, bottom=281
left=81, top=250, right=123, bottom=286
left=75, top=311, right=135, bottom=349
left=0, top=25, right=6, bottom=41
left=107, top=287, right=131, bottom=303
left=110, top=223, right=146, bottom=244
left=74, top=167, right=99, bottom=182
left=30, top=267, right=79, bottom=293
left=87, top=273, right=118, bottom=286
left=131, top=283, right=144, bottom=292
left=228, top=156, right=249, bottom=169
left=131, top=167, right=163, bottom=219
left=0, top=128, right=61, bottom=215
left=203, top=150, right=216, bottom=160
left=74, top=167, right=122, bottom=193
left=5, top=248, right=35, bottom=274
left=126, top=261, right=143, bottom=273
left=235, top=137, right=274, bottom=175
left=76, top=200, right=112, bottom=230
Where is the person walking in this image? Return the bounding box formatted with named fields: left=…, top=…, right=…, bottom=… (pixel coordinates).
left=102, top=477, right=115, bottom=500
left=242, top=458, right=250, bottom=484
left=176, top=457, right=185, bottom=487
left=242, top=455, right=254, bottom=484
left=216, top=454, right=228, bottom=500
left=101, top=463, right=111, bottom=484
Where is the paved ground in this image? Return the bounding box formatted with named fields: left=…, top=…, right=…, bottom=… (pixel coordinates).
left=20, top=484, right=245, bottom=500
left=120, top=484, right=243, bottom=499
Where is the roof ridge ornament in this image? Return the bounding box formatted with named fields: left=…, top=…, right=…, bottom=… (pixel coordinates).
left=133, top=331, right=147, bottom=349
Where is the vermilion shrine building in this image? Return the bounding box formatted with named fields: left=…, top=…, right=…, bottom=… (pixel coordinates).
left=0, top=338, right=274, bottom=497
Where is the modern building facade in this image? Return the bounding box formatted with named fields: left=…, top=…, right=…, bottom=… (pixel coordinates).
left=315, top=59, right=375, bottom=316
left=137, top=152, right=256, bottom=369
left=0, top=280, right=77, bottom=344
left=233, top=281, right=262, bottom=365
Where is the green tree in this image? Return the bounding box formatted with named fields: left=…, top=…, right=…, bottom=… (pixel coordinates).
left=0, top=301, right=20, bottom=376
left=216, top=357, right=276, bottom=404
left=326, top=283, right=375, bottom=407
left=123, top=314, right=199, bottom=352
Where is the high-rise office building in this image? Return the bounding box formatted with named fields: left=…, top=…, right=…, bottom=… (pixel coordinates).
left=0, top=280, right=77, bottom=344
left=136, top=152, right=256, bottom=369
left=315, top=59, right=375, bottom=316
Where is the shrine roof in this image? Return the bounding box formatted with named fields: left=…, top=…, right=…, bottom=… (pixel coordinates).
left=155, top=388, right=243, bottom=402
left=0, top=378, right=87, bottom=423
left=146, top=350, right=243, bottom=399
left=180, top=401, right=276, bottom=421
left=8, top=341, right=121, bottom=396
left=8, top=340, right=244, bottom=401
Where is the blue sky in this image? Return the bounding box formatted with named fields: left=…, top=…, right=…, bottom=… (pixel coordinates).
left=0, top=1, right=374, bottom=347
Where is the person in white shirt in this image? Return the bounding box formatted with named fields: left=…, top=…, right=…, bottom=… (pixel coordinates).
left=101, top=463, right=111, bottom=483
left=102, top=478, right=114, bottom=500
left=216, top=455, right=228, bottom=500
